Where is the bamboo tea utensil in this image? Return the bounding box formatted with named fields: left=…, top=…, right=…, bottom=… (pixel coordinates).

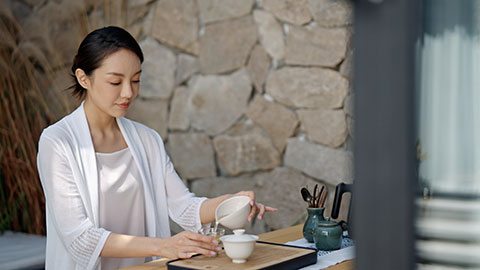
left=317, top=186, right=325, bottom=208
left=320, top=189, right=328, bottom=208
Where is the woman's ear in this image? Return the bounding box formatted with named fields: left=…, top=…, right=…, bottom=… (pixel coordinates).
left=75, top=68, right=90, bottom=90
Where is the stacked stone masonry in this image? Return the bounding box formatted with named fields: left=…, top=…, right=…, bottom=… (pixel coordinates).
left=11, top=0, right=354, bottom=234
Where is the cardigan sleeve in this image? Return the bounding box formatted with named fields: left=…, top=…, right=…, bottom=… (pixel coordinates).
left=159, top=142, right=207, bottom=233
left=38, top=134, right=111, bottom=269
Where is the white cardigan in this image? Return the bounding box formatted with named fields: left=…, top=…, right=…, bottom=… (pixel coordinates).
left=37, top=103, right=206, bottom=269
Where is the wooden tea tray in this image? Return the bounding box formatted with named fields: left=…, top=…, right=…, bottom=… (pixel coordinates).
left=166, top=241, right=317, bottom=270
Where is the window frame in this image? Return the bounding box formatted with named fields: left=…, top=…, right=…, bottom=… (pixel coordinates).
left=352, top=0, right=420, bottom=269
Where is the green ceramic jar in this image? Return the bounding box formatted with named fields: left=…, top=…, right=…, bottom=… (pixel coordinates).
left=303, top=208, right=325, bottom=243
left=313, top=217, right=343, bottom=251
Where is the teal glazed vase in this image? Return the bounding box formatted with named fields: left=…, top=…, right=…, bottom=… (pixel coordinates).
left=303, top=207, right=325, bottom=243
left=313, top=218, right=343, bottom=251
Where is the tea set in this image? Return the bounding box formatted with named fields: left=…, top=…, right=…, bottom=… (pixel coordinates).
left=213, top=195, right=257, bottom=264
left=302, top=183, right=352, bottom=250
left=187, top=182, right=352, bottom=264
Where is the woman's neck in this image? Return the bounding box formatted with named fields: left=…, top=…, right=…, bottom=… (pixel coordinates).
left=83, top=99, right=128, bottom=153
left=83, top=99, right=118, bottom=135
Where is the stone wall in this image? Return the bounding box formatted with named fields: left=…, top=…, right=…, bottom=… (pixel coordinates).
left=7, top=0, right=354, bottom=234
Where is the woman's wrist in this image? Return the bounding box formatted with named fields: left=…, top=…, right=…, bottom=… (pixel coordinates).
left=220, top=194, right=233, bottom=202
left=149, top=237, right=168, bottom=257
left=200, top=194, right=234, bottom=224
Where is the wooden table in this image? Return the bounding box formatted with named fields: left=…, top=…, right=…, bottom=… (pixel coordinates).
left=124, top=224, right=354, bottom=270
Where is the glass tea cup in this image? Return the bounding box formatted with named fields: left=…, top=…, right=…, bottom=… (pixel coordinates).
left=198, top=227, right=225, bottom=257
left=199, top=227, right=226, bottom=244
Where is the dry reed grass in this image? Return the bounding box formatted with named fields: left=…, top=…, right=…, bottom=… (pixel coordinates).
left=0, top=0, right=136, bottom=235
left=0, top=4, right=72, bottom=235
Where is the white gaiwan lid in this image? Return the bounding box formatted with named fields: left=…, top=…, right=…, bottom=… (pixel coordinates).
left=220, top=229, right=259, bottom=243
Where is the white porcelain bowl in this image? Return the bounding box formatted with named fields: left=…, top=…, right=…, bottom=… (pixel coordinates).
left=220, top=229, right=259, bottom=264
left=215, top=196, right=251, bottom=230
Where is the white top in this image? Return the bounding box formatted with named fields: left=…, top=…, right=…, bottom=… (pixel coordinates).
left=96, top=148, right=146, bottom=269
left=37, top=103, right=208, bottom=270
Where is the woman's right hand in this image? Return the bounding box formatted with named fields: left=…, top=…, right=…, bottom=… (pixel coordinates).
left=158, top=231, right=220, bottom=259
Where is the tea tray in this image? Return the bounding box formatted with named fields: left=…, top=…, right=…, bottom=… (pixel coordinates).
left=166, top=241, right=317, bottom=270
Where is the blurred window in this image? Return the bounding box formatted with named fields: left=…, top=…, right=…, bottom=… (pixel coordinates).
left=416, top=0, right=480, bottom=268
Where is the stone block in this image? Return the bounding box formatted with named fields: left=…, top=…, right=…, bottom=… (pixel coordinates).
left=168, top=86, right=190, bottom=131
left=265, top=67, right=348, bottom=109
left=191, top=175, right=259, bottom=198
left=340, top=49, right=353, bottom=79
left=308, top=0, right=353, bottom=27
left=247, top=95, right=298, bottom=152
left=298, top=109, right=348, bottom=148
left=126, top=3, right=149, bottom=25
left=213, top=133, right=281, bottom=176
left=166, top=133, right=216, bottom=180
left=343, top=94, right=354, bottom=117
left=198, top=16, right=257, bottom=74
left=197, top=0, right=254, bottom=24
left=246, top=45, right=270, bottom=93
left=254, top=167, right=323, bottom=230
left=253, top=10, right=285, bottom=60
left=139, top=38, right=176, bottom=99
left=285, top=25, right=348, bottom=67
left=126, top=98, right=169, bottom=139
left=127, top=0, right=154, bottom=7
left=142, top=4, right=155, bottom=35
left=151, top=0, right=198, bottom=54
left=37, top=1, right=85, bottom=66
left=218, top=120, right=271, bottom=175
left=260, top=0, right=312, bottom=25
left=225, top=120, right=266, bottom=137
left=187, top=68, right=252, bottom=135
left=126, top=21, right=143, bottom=40
left=284, top=138, right=353, bottom=185
left=176, top=53, right=198, bottom=85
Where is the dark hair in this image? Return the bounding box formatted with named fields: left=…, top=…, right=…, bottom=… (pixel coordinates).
left=69, top=26, right=144, bottom=99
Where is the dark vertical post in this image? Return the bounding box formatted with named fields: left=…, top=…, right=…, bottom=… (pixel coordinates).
left=353, top=0, right=419, bottom=269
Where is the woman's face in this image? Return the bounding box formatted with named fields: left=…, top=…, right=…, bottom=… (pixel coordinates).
left=83, top=48, right=142, bottom=118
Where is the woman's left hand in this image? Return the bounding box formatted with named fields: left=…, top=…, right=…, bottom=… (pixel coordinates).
left=233, top=191, right=277, bottom=221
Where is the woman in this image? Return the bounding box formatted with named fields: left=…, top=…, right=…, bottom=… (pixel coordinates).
left=37, top=26, right=275, bottom=269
